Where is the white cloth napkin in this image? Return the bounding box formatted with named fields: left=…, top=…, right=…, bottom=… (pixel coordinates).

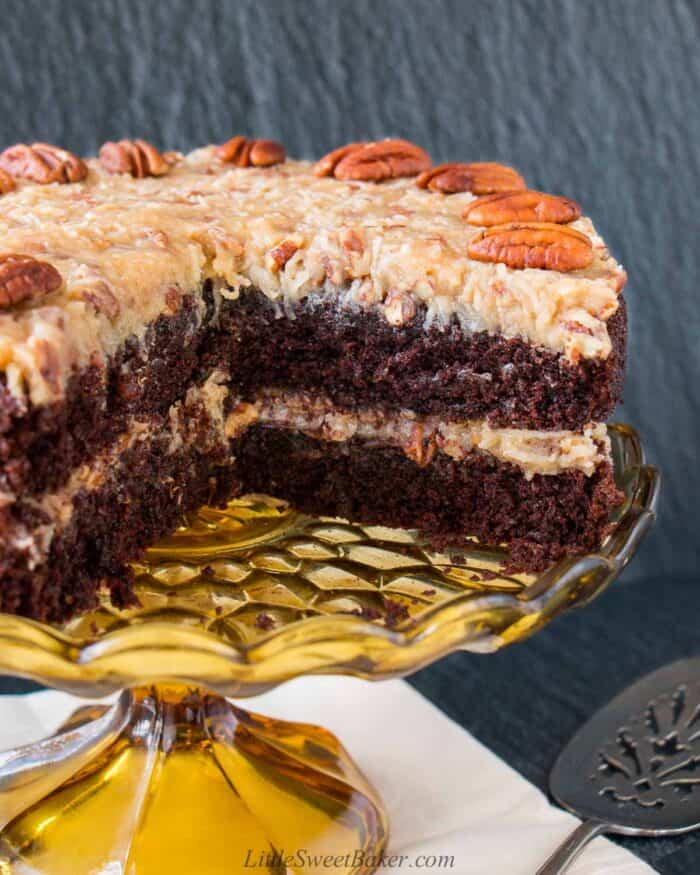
left=0, top=677, right=656, bottom=874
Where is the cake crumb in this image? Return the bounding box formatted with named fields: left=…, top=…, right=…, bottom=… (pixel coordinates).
left=383, top=598, right=410, bottom=628
left=255, top=612, right=275, bottom=631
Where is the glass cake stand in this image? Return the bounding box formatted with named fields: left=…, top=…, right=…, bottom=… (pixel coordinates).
left=0, top=423, right=658, bottom=875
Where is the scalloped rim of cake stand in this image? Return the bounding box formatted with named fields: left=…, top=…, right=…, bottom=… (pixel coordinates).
left=0, top=424, right=659, bottom=697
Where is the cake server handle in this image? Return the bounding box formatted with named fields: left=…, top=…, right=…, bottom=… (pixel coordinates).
left=535, top=820, right=610, bottom=874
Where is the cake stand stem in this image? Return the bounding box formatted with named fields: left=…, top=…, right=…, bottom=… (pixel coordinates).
left=0, top=685, right=388, bottom=875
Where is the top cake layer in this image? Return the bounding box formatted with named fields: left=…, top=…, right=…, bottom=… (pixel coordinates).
left=0, top=142, right=626, bottom=408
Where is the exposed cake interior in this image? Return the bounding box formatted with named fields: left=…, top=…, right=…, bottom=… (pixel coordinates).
left=0, top=147, right=628, bottom=621
left=1, top=359, right=622, bottom=620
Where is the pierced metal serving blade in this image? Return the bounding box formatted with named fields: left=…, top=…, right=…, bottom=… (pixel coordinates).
left=537, top=657, right=700, bottom=874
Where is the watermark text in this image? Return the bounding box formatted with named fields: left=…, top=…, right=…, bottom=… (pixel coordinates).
left=243, top=848, right=455, bottom=869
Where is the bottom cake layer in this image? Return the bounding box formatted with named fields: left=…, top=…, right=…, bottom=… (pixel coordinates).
left=0, top=414, right=622, bottom=623
left=0, top=436, right=239, bottom=622
left=233, top=428, right=621, bottom=571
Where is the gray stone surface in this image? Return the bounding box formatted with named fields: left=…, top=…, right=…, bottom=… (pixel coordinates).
left=0, top=0, right=697, bottom=583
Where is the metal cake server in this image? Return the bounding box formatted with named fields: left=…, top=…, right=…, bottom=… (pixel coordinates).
left=537, top=657, right=700, bottom=874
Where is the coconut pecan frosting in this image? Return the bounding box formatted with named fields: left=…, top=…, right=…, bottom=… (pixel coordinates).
left=0, top=136, right=626, bottom=407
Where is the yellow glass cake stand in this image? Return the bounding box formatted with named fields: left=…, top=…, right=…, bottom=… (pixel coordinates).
left=0, top=423, right=658, bottom=875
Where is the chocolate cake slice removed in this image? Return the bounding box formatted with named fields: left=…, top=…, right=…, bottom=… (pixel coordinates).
left=0, top=137, right=627, bottom=622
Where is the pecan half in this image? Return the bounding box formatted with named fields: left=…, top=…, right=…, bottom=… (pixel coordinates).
left=0, top=169, right=15, bottom=194
left=467, top=223, right=593, bottom=272
left=341, top=228, right=365, bottom=253
left=267, top=239, right=299, bottom=272
left=384, top=289, right=417, bottom=326
left=313, top=142, right=366, bottom=177
left=416, top=162, right=525, bottom=195
left=314, top=139, right=431, bottom=181
left=0, top=143, right=87, bottom=184
left=405, top=424, right=437, bottom=468
left=562, top=319, right=594, bottom=336
left=99, top=139, right=169, bottom=178
left=464, top=190, right=582, bottom=226
left=80, top=283, right=120, bottom=320
left=216, top=136, right=286, bottom=167
left=0, top=254, right=62, bottom=309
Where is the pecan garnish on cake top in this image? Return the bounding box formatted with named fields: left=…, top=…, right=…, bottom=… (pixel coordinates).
left=99, top=139, right=170, bottom=178
left=0, top=169, right=15, bottom=194
left=313, top=142, right=364, bottom=177
left=0, top=143, right=87, bottom=184
left=464, top=190, right=582, bottom=226
left=416, top=162, right=525, bottom=195
left=0, top=254, right=62, bottom=309
left=467, top=222, right=593, bottom=272
left=314, top=139, right=431, bottom=181
left=216, top=136, right=286, bottom=167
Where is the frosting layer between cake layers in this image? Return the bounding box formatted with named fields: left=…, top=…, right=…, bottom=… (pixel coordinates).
left=0, top=367, right=620, bottom=620
left=5, top=370, right=614, bottom=566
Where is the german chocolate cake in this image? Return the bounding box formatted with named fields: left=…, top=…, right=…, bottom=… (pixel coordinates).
left=0, top=137, right=627, bottom=622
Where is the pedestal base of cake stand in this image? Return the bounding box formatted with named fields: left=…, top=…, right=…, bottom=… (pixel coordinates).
left=0, top=685, right=388, bottom=875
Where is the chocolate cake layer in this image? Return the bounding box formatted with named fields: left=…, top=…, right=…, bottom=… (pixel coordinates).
left=0, top=411, right=621, bottom=622
left=0, top=291, right=214, bottom=498
left=0, top=417, right=239, bottom=623
left=220, top=289, right=627, bottom=429
left=0, top=283, right=626, bottom=502
left=232, top=427, right=622, bottom=572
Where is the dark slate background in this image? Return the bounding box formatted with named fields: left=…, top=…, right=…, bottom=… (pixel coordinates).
left=0, top=1, right=698, bottom=872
